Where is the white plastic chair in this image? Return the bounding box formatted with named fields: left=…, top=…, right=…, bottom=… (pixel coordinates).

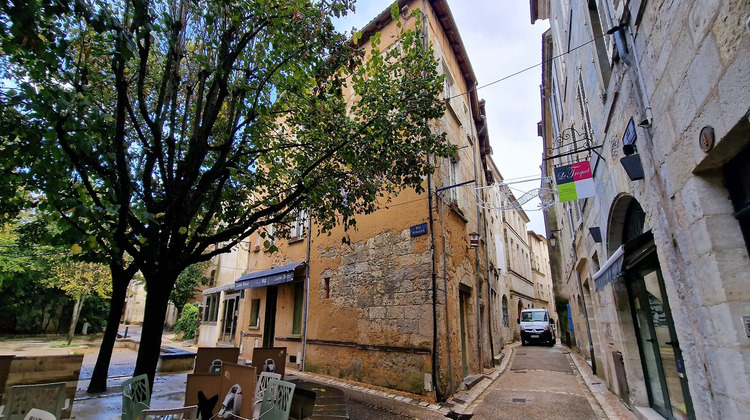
left=253, top=372, right=281, bottom=418
left=256, top=379, right=295, bottom=420
left=23, top=408, right=57, bottom=420
left=121, top=374, right=151, bottom=420
left=140, top=405, right=199, bottom=420
left=3, top=382, right=66, bottom=420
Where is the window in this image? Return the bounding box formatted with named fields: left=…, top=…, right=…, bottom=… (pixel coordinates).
left=587, top=0, right=612, bottom=92
left=249, top=299, right=261, bottom=328
left=203, top=294, right=220, bottom=322
left=448, top=157, right=458, bottom=204
left=292, top=282, right=304, bottom=335
left=502, top=295, right=509, bottom=328
left=443, top=61, right=454, bottom=100
left=291, top=210, right=306, bottom=239
left=322, top=278, right=330, bottom=299
left=263, top=224, right=275, bottom=250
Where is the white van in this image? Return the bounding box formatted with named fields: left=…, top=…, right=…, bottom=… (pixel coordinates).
left=519, top=308, right=556, bottom=346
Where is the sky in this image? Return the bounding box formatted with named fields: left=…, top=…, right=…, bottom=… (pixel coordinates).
left=334, top=0, right=551, bottom=234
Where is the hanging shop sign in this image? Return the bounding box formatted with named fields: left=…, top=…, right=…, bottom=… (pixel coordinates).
left=554, top=161, right=595, bottom=202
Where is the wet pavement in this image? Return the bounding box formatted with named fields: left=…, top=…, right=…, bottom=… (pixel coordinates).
left=0, top=328, right=636, bottom=419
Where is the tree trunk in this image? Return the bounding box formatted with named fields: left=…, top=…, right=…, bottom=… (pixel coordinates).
left=134, top=273, right=175, bottom=390
left=67, top=295, right=83, bottom=345
left=87, top=264, right=133, bottom=393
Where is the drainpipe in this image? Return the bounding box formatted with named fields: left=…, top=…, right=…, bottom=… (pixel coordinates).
left=467, top=86, right=491, bottom=368
left=602, top=2, right=652, bottom=127
left=440, top=188, right=455, bottom=395
left=421, top=2, right=444, bottom=403
left=300, top=213, right=312, bottom=372
left=482, top=182, right=496, bottom=363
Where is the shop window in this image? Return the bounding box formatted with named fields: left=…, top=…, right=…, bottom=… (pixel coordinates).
left=204, top=294, right=220, bottom=322
left=724, top=143, right=750, bottom=255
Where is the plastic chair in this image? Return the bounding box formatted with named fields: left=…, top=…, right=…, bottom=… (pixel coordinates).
left=23, top=408, right=57, bottom=420
left=256, top=379, right=295, bottom=420
left=121, top=374, right=151, bottom=420
left=140, top=405, right=198, bottom=420
left=253, top=372, right=281, bottom=418
left=3, top=382, right=66, bottom=420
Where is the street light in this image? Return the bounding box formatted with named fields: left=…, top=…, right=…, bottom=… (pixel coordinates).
left=548, top=229, right=562, bottom=248
left=468, top=232, right=480, bottom=249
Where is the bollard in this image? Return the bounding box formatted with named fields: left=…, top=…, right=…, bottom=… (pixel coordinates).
left=124, top=326, right=129, bottom=338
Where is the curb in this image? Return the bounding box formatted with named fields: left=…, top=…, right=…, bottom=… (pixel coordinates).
left=566, top=347, right=637, bottom=420
left=443, top=343, right=518, bottom=417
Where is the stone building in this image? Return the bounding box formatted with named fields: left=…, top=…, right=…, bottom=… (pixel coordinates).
left=196, top=0, right=510, bottom=402
left=502, top=191, right=534, bottom=340
left=533, top=0, right=750, bottom=419
left=528, top=231, right=555, bottom=312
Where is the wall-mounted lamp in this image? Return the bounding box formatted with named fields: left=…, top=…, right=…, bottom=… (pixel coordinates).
left=548, top=229, right=563, bottom=248
left=620, top=143, right=645, bottom=181
left=468, top=232, right=480, bottom=249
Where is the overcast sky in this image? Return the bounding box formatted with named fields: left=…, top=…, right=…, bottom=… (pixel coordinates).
left=334, top=0, right=551, bottom=234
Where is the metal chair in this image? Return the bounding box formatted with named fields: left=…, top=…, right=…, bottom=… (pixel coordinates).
left=253, top=372, right=281, bottom=418
left=23, top=408, right=57, bottom=420
left=139, top=405, right=199, bottom=420
left=2, top=382, right=66, bottom=420
left=256, top=379, right=295, bottom=420
left=121, top=374, right=151, bottom=420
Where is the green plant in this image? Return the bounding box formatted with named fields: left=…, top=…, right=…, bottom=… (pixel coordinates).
left=173, top=303, right=199, bottom=340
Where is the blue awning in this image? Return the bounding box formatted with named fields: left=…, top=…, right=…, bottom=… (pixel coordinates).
left=593, top=245, right=625, bottom=291
left=235, top=261, right=306, bottom=290
left=202, top=283, right=236, bottom=296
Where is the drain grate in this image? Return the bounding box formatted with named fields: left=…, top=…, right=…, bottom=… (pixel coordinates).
left=512, top=398, right=527, bottom=403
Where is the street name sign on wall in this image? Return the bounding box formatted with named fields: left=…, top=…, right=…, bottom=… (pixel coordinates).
left=410, top=223, right=428, bottom=237
left=554, top=161, right=595, bottom=202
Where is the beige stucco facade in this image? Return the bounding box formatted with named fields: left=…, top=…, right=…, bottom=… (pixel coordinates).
left=195, top=0, right=517, bottom=402
left=536, top=0, right=750, bottom=418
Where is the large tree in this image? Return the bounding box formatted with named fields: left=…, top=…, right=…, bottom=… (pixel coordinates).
left=0, top=0, right=451, bottom=389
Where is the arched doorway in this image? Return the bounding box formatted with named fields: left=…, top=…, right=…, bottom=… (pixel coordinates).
left=611, top=198, right=695, bottom=419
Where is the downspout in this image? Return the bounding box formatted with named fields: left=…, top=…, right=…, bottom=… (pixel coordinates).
left=482, top=176, right=496, bottom=363
left=467, top=86, right=489, bottom=368
left=300, top=212, right=313, bottom=372
left=421, top=2, right=444, bottom=403
left=602, top=1, right=652, bottom=127
left=441, top=189, right=454, bottom=395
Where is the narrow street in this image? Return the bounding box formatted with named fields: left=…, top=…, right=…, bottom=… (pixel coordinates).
left=469, top=344, right=606, bottom=419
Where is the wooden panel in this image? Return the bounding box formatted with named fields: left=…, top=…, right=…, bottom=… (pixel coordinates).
left=5, top=354, right=83, bottom=419
left=251, top=347, right=287, bottom=379
left=185, top=373, right=222, bottom=418
left=193, top=347, right=239, bottom=374
left=218, top=363, right=256, bottom=420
